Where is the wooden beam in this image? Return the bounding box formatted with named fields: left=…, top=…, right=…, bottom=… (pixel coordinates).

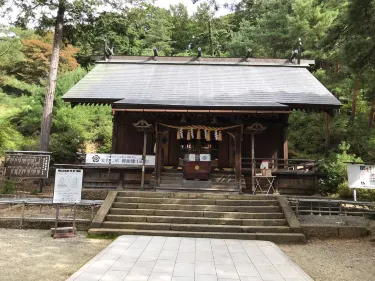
left=112, top=108, right=290, bottom=114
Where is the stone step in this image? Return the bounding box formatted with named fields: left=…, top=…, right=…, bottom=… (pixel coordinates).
left=105, top=215, right=287, bottom=226
left=88, top=228, right=306, bottom=243
left=109, top=208, right=285, bottom=219
left=157, top=186, right=239, bottom=193
left=115, top=197, right=278, bottom=206
left=101, top=221, right=290, bottom=233
left=112, top=202, right=281, bottom=213
left=116, top=191, right=275, bottom=200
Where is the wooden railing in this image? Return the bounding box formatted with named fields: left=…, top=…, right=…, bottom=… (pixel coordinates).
left=241, top=158, right=317, bottom=171
left=288, top=198, right=375, bottom=216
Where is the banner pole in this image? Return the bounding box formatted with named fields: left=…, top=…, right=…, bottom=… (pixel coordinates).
left=353, top=189, right=357, bottom=202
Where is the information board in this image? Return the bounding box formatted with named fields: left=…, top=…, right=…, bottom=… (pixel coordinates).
left=85, top=154, right=155, bottom=166
left=53, top=169, right=83, bottom=204
left=347, top=163, right=375, bottom=189
left=4, top=154, right=50, bottom=178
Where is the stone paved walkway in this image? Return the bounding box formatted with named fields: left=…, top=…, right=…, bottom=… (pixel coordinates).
left=67, top=235, right=313, bottom=281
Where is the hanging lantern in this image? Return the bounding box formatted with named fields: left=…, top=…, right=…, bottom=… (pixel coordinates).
left=197, top=129, right=201, bottom=139
left=218, top=131, right=222, bottom=141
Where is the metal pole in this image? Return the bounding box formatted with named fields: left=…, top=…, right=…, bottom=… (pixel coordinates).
left=353, top=189, right=357, bottom=202
left=73, top=204, right=77, bottom=235
left=141, top=130, right=147, bottom=191
left=54, top=204, right=59, bottom=238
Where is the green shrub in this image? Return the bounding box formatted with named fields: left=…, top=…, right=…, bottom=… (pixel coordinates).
left=318, top=142, right=362, bottom=195
left=0, top=179, right=16, bottom=194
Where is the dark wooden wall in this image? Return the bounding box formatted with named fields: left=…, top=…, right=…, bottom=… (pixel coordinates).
left=112, top=112, right=287, bottom=167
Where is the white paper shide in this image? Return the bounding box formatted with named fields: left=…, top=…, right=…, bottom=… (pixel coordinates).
left=53, top=169, right=83, bottom=204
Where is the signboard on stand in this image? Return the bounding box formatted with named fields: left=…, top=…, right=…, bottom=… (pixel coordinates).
left=53, top=169, right=83, bottom=238
left=347, top=163, right=375, bottom=201
left=53, top=169, right=83, bottom=204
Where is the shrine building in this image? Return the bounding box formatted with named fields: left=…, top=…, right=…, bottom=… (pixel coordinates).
left=62, top=55, right=341, bottom=195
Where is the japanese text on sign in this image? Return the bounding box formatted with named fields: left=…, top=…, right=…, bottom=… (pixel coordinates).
left=347, top=164, right=375, bottom=189
left=53, top=169, right=83, bottom=204
left=4, top=155, right=50, bottom=178
left=85, top=154, right=155, bottom=166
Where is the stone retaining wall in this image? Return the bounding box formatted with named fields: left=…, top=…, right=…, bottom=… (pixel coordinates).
left=302, top=224, right=369, bottom=239
left=0, top=218, right=91, bottom=231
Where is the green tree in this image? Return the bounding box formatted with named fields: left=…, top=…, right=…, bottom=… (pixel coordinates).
left=0, top=0, right=138, bottom=152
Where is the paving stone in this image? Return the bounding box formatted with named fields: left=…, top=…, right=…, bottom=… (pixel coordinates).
left=195, top=251, right=214, bottom=262
left=149, top=272, right=173, bottom=281
left=159, top=250, right=178, bottom=260
left=235, top=263, right=260, bottom=277
left=215, top=264, right=239, bottom=279
left=74, top=272, right=102, bottom=281
left=173, top=262, right=195, bottom=277
left=195, top=261, right=216, bottom=275
left=99, top=270, right=128, bottom=281
left=195, top=274, right=218, bottom=281
left=66, top=235, right=313, bottom=281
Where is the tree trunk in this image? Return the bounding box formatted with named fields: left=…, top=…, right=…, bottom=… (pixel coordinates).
left=369, top=98, right=375, bottom=128
left=350, top=75, right=360, bottom=123
left=208, top=20, right=213, bottom=57
left=39, top=1, right=65, bottom=151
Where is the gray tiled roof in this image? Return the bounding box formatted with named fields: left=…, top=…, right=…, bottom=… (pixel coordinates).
left=62, top=62, right=341, bottom=109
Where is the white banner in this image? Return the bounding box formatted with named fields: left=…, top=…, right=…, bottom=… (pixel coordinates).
left=347, top=164, right=375, bottom=189
left=200, top=154, right=211, bottom=161
left=85, top=154, right=155, bottom=166
left=53, top=169, right=83, bottom=204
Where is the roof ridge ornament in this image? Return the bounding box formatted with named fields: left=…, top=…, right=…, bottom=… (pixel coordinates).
left=290, top=38, right=302, bottom=64
left=104, top=37, right=114, bottom=61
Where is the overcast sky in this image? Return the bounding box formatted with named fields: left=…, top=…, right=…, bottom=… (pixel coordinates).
left=155, top=0, right=231, bottom=17
left=0, top=0, right=232, bottom=26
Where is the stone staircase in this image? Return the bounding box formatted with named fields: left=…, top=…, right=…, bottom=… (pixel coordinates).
left=90, top=191, right=306, bottom=243
left=156, top=170, right=245, bottom=193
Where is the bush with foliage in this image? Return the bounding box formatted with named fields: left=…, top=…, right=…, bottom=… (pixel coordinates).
left=318, top=142, right=362, bottom=195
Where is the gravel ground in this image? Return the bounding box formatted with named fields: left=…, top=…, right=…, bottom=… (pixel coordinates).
left=280, top=238, right=375, bottom=281
left=1, top=229, right=375, bottom=281
left=298, top=214, right=371, bottom=226
left=0, top=229, right=111, bottom=281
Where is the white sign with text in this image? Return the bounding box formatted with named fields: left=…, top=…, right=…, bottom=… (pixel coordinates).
left=85, top=154, right=155, bottom=166
left=347, top=164, right=375, bottom=189
left=53, top=169, right=83, bottom=204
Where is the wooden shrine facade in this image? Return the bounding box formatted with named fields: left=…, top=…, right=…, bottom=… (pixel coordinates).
left=62, top=55, right=342, bottom=194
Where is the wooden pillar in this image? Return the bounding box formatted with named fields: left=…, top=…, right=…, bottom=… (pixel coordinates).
left=155, top=131, right=163, bottom=188
left=140, top=130, right=147, bottom=191
left=235, top=133, right=242, bottom=192
left=251, top=133, right=255, bottom=193
left=283, top=126, right=288, bottom=169
left=325, top=112, right=330, bottom=153
left=111, top=111, right=117, bottom=153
